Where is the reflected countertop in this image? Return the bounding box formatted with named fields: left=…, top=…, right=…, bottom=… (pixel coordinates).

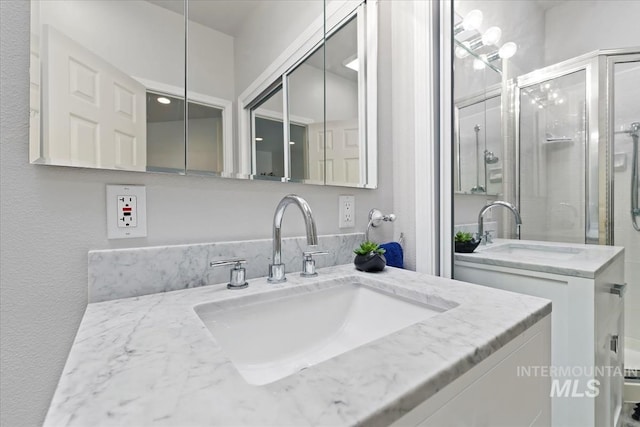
left=455, top=238, right=624, bottom=278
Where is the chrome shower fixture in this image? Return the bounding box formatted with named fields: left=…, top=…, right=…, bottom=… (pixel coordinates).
left=630, top=122, right=640, bottom=231
left=484, top=150, right=499, bottom=164
left=470, top=124, right=486, bottom=193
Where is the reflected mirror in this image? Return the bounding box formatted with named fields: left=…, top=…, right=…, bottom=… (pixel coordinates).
left=30, top=0, right=186, bottom=172
left=30, top=0, right=378, bottom=188
left=452, top=0, right=640, bottom=244
left=242, top=1, right=377, bottom=188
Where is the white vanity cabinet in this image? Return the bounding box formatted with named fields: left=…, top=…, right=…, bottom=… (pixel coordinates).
left=393, top=316, right=552, bottom=427
left=454, top=241, right=625, bottom=427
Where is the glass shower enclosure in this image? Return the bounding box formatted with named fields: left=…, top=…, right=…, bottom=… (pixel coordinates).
left=512, top=49, right=640, bottom=382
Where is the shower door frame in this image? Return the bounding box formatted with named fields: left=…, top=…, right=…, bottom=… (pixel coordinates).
left=513, top=48, right=640, bottom=245
left=606, top=52, right=640, bottom=244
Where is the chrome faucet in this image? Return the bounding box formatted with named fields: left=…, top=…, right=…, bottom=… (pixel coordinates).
left=268, top=194, right=318, bottom=283
left=477, top=201, right=522, bottom=244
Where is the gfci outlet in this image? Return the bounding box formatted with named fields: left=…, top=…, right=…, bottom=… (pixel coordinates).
left=106, top=185, right=147, bottom=239
left=339, top=195, right=355, bottom=228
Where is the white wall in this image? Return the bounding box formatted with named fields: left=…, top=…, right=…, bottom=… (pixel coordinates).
left=0, top=2, right=394, bottom=426
left=544, top=0, right=640, bottom=66
left=233, top=0, right=324, bottom=97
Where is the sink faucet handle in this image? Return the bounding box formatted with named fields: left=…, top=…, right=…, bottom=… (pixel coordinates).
left=483, top=230, right=494, bottom=244
left=209, top=258, right=246, bottom=268
left=301, top=250, right=329, bottom=277
left=209, top=258, right=248, bottom=290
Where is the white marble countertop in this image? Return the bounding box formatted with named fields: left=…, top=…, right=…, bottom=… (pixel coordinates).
left=44, top=265, right=551, bottom=427
left=455, top=238, right=624, bottom=279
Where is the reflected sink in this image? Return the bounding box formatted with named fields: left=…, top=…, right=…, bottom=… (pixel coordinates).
left=194, top=279, right=449, bottom=385
left=481, top=242, right=584, bottom=261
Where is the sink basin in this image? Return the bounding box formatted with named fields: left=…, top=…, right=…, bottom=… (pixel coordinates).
left=481, top=242, right=584, bottom=261
left=194, top=279, right=449, bottom=385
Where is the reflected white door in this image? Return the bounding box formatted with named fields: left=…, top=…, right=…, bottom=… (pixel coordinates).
left=325, top=119, right=360, bottom=186
left=42, top=25, right=146, bottom=170
left=308, top=120, right=359, bottom=185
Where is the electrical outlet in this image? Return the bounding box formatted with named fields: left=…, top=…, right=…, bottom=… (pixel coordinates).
left=339, top=195, right=355, bottom=228
left=106, top=185, right=147, bottom=239
left=117, top=195, right=138, bottom=228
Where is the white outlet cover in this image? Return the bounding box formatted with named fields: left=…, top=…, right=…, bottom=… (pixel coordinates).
left=106, top=185, right=147, bottom=239
left=339, top=195, right=355, bottom=228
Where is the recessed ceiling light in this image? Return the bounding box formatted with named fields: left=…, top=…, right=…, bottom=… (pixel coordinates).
left=255, top=137, right=263, bottom=142
left=157, top=97, right=171, bottom=105
left=289, top=141, right=295, bottom=145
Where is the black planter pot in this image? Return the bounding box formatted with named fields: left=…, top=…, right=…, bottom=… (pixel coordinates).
left=354, top=252, right=386, bottom=272
left=454, top=239, right=481, bottom=253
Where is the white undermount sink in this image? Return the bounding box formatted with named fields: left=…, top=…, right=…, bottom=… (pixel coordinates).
left=194, top=278, right=451, bottom=385
left=481, top=242, right=584, bottom=261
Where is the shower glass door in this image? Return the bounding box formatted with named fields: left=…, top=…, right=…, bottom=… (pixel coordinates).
left=611, top=55, right=640, bottom=375
left=518, top=70, right=587, bottom=243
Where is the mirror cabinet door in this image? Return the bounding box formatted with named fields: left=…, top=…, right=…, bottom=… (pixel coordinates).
left=252, top=85, right=286, bottom=181
left=31, top=0, right=186, bottom=173
left=30, top=0, right=376, bottom=188
left=324, top=14, right=361, bottom=187
left=287, top=45, right=325, bottom=185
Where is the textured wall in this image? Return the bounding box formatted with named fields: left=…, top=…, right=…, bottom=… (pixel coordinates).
left=0, top=1, right=394, bottom=425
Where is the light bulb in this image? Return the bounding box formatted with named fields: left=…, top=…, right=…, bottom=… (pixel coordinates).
left=455, top=41, right=471, bottom=59
left=498, top=42, right=517, bottom=59
left=481, top=26, right=502, bottom=46
left=157, top=97, right=171, bottom=105
left=473, top=56, right=486, bottom=70
left=463, top=10, right=483, bottom=31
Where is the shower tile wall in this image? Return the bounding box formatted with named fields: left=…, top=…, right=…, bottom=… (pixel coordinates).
left=613, top=61, right=640, bottom=344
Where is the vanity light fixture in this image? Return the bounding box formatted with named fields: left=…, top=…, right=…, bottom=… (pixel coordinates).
left=157, top=96, right=171, bottom=105
left=473, top=55, right=487, bottom=70
left=498, top=42, right=517, bottom=59
left=455, top=41, right=472, bottom=59
left=481, top=26, right=502, bottom=46
left=487, top=41, right=519, bottom=62
left=453, top=9, right=483, bottom=35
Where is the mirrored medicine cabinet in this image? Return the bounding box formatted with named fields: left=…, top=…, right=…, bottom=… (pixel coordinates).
left=29, top=0, right=378, bottom=188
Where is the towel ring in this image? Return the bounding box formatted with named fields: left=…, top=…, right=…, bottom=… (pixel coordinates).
left=366, top=208, right=396, bottom=241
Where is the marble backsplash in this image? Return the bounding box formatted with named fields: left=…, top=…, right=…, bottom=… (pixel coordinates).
left=88, top=233, right=365, bottom=303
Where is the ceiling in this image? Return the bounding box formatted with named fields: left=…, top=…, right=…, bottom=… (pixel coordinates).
left=535, top=0, right=570, bottom=11
left=145, top=0, right=258, bottom=37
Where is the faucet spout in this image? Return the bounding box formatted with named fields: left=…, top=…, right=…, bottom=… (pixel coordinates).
left=269, top=194, right=318, bottom=282
left=477, top=201, right=522, bottom=244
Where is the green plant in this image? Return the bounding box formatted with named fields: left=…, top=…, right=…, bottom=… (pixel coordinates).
left=354, top=241, right=386, bottom=256
left=454, top=231, right=474, bottom=243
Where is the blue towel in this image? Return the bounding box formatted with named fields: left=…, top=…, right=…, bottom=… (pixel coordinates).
left=380, top=242, right=403, bottom=269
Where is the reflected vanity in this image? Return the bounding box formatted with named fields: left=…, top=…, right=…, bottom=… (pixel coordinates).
left=29, top=0, right=378, bottom=188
